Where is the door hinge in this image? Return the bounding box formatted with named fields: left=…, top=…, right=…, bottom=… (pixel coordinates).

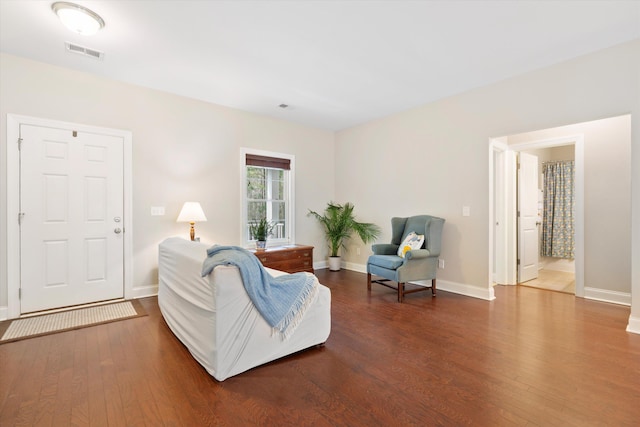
left=17, top=137, right=23, bottom=151
left=517, top=259, right=520, bottom=266
left=18, top=212, right=25, bottom=225
left=18, top=288, right=21, bottom=299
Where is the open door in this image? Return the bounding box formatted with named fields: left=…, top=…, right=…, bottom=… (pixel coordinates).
left=517, top=152, right=539, bottom=283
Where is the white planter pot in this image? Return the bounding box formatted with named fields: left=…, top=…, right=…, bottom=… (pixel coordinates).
left=328, top=256, right=341, bottom=271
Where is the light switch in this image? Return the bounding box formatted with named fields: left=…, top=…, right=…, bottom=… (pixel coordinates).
left=151, top=206, right=165, bottom=216
left=462, top=206, right=470, bottom=217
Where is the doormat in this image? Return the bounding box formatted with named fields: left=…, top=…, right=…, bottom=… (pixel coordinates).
left=0, top=300, right=147, bottom=344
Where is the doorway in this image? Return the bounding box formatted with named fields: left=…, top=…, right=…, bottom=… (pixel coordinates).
left=518, top=147, right=576, bottom=294
left=490, top=133, right=585, bottom=297
left=6, top=115, right=133, bottom=319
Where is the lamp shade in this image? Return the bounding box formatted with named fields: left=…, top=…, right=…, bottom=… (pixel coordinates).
left=177, top=202, right=207, bottom=223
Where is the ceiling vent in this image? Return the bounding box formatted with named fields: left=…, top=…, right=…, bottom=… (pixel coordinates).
left=65, top=42, right=104, bottom=60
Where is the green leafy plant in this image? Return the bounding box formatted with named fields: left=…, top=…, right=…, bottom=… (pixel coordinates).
left=249, top=217, right=274, bottom=241
left=308, top=202, right=381, bottom=257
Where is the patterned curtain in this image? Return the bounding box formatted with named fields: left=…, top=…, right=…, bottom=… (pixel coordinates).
left=541, top=161, right=575, bottom=259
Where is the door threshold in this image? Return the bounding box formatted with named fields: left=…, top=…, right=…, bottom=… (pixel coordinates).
left=20, top=298, right=126, bottom=318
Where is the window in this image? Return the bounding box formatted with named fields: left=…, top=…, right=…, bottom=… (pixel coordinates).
left=241, top=148, right=295, bottom=247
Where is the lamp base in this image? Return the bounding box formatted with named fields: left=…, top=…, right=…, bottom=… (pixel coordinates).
left=189, top=222, right=195, bottom=241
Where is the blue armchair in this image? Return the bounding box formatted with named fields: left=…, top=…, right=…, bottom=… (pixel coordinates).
left=367, top=215, right=445, bottom=302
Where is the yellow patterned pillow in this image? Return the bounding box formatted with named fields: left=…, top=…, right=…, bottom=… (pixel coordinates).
left=397, top=232, right=425, bottom=257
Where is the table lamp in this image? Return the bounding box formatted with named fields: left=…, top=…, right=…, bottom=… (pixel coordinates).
left=177, top=202, right=207, bottom=241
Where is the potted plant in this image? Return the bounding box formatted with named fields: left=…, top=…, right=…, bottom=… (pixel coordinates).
left=249, top=217, right=274, bottom=250
left=308, top=202, right=381, bottom=271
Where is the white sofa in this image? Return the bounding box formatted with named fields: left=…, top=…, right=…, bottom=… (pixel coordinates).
left=158, top=237, right=331, bottom=381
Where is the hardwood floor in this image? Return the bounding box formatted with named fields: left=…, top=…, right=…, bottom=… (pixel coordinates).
left=1, top=269, right=639, bottom=426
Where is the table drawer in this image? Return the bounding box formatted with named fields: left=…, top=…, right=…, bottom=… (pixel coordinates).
left=251, top=245, right=314, bottom=274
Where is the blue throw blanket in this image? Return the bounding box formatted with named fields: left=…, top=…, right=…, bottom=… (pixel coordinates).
left=201, top=245, right=318, bottom=339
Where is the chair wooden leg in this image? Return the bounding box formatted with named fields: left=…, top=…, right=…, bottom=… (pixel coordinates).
left=398, top=282, right=404, bottom=303
left=431, top=279, right=437, bottom=296
left=367, top=273, right=371, bottom=291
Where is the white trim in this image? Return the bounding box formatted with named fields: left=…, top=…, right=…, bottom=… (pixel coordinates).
left=129, top=284, right=158, bottom=299
left=240, top=147, right=295, bottom=247
left=313, top=260, right=329, bottom=271
left=489, top=140, right=500, bottom=285
left=490, top=134, right=584, bottom=298
left=6, top=114, right=133, bottom=320
left=626, top=315, right=640, bottom=335
left=489, top=138, right=517, bottom=286
left=344, top=263, right=495, bottom=301
left=437, top=280, right=496, bottom=301
left=343, top=260, right=365, bottom=273
left=7, top=115, right=20, bottom=319
left=583, top=288, right=631, bottom=306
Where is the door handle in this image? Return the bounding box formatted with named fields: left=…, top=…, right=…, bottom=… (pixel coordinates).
left=114, top=228, right=122, bottom=234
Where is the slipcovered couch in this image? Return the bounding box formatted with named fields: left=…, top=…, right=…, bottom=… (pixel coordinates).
left=158, top=237, right=331, bottom=381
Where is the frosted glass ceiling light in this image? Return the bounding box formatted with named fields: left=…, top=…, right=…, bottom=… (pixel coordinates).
left=52, top=2, right=105, bottom=35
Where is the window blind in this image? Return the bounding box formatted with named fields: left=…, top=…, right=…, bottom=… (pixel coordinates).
left=246, top=154, right=290, bottom=170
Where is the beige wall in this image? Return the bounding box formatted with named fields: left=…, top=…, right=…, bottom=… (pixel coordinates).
left=1, top=39, right=639, bottom=327
left=335, top=40, right=639, bottom=303
left=510, top=116, right=631, bottom=293
left=0, top=53, right=335, bottom=307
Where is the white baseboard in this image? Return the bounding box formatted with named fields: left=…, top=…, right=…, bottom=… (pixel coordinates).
left=435, top=279, right=496, bottom=301
left=626, top=315, right=640, bottom=335
left=0, top=306, right=7, bottom=321
left=340, top=262, right=495, bottom=301
left=130, top=284, right=159, bottom=299
left=343, top=261, right=366, bottom=273
left=583, top=287, right=631, bottom=306
left=313, top=260, right=328, bottom=270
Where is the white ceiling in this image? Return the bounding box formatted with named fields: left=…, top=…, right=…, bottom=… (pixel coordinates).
left=1, top=1, right=639, bottom=130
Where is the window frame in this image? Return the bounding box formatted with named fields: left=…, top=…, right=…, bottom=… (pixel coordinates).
left=240, top=147, right=295, bottom=248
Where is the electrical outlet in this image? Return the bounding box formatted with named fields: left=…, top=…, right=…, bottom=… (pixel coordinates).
left=438, top=259, right=445, bottom=269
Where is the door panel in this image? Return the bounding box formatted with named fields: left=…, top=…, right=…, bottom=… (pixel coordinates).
left=20, top=125, right=124, bottom=313
left=518, top=152, right=539, bottom=283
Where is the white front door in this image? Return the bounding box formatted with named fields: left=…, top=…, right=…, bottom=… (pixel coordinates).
left=20, top=124, right=125, bottom=313
left=517, top=152, right=539, bottom=283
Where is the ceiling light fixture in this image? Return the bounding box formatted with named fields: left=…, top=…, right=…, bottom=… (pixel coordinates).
left=52, top=2, right=105, bottom=36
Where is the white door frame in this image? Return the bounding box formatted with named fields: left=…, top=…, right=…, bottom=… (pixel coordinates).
left=6, top=114, right=133, bottom=319
left=490, top=138, right=516, bottom=285
left=489, top=134, right=584, bottom=297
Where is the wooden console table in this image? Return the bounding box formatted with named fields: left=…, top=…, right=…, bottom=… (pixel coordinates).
left=250, top=245, right=314, bottom=274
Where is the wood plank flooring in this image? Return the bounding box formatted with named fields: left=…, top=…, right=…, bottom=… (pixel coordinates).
left=1, top=269, right=639, bottom=426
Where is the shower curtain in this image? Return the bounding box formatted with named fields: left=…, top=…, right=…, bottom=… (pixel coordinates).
left=541, top=160, right=575, bottom=259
